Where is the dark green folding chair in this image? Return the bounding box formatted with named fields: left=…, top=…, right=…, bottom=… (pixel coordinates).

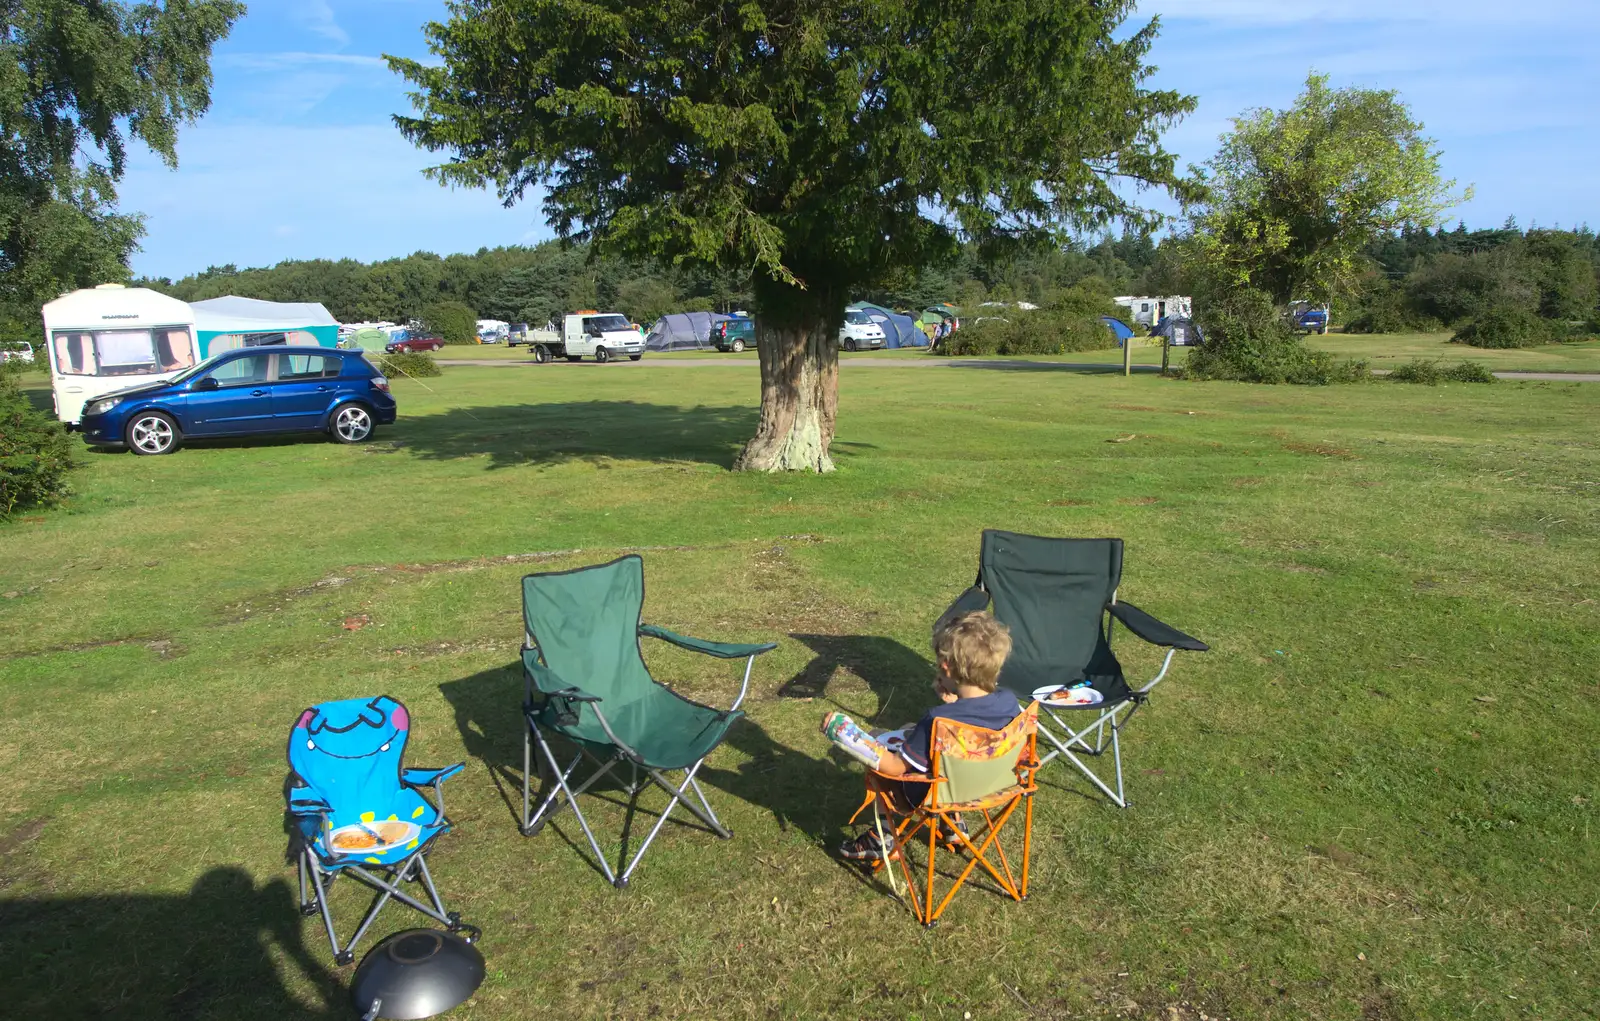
left=937, top=531, right=1208, bottom=807
left=519, top=555, right=777, bottom=887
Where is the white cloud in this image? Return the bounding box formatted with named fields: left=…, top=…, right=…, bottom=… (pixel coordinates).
left=220, top=51, right=388, bottom=72
left=292, top=0, right=349, bottom=46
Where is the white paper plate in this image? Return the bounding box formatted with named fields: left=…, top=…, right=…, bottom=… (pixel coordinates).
left=327, top=820, right=421, bottom=854
left=1033, top=684, right=1104, bottom=707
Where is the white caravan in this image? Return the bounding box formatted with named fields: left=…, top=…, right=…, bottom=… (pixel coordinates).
left=1114, top=295, right=1192, bottom=328
left=41, top=285, right=199, bottom=426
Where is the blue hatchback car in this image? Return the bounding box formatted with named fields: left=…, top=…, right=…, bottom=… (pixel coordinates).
left=79, top=346, right=397, bottom=455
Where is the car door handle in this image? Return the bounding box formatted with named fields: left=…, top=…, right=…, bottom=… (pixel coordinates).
left=250, top=390, right=267, bottom=397
left=316, top=385, right=330, bottom=391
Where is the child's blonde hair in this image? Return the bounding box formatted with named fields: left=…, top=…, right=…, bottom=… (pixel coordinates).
left=933, top=611, right=1012, bottom=692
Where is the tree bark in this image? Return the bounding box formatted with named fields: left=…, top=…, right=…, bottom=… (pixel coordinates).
left=734, top=319, right=838, bottom=472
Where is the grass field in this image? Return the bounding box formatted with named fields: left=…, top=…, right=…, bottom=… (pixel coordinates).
left=1, top=360, right=1596, bottom=1020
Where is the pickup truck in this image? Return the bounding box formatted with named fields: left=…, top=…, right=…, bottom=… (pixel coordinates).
left=522, top=312, right=646, bottom=363
left=1287, top=301, right=1330, bottom=335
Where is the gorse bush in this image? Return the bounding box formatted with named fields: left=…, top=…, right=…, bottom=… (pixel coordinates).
left=942, top=288, right=1123, bottom=356
left=375, top=352, right=442, bottom=378
left=0, top=376, right=76, bottom=516
left=1184, top=288, right=1369, bottom=384
left=421, top=300, right=478, bottom=345
left=1451, top=306, right=1562, bottom=349
left=1387, top=359, right=1496, bottom=384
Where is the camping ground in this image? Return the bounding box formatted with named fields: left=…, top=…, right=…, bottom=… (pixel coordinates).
left=0, top=357, right=1596, bottom=1020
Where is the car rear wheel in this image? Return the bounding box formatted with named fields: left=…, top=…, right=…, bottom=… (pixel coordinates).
left=331, top=403, right=375, bottom=444
left=127, top=411, right=180, bottom=456
left=595, top=346, right=610, bottom=363
left=731, top=338, right=745, bottom=353
left=532, top=345, right=549, bottom=364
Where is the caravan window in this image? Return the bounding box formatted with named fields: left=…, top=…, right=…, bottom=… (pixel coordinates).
left=51, top=327, right=195, bottom=377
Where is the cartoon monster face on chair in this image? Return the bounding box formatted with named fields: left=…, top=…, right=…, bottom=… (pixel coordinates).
left=288, top=696, right=413, bottom=818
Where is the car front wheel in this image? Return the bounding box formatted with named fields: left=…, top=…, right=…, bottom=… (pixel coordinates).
left=595, top=346, right=610, bottom=363
left=127, top=411, right=180, bottom=456
left=843, top=339, right=857, bottom=352
left=331, top=403, right=375, bottom=444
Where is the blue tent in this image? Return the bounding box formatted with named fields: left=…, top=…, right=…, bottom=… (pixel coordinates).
left=1100, top=315, right=1135, bottom=343
left=850, top=302, right=925, bottom=348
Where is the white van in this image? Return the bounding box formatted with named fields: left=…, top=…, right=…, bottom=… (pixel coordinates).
left=839, top=308, right=886, bottom=351
left=41, top=285, right=199, bottom=426
left=520, top=312, right=645, bottom=363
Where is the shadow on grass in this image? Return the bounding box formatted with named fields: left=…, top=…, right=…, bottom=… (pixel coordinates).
left=395, top=401, right=758, bottom=470
left=944, top=359, right=1164, bottom=374
left=781, top=633, right=937, bottom=728
left=0, top=867, right=340, bottom=1018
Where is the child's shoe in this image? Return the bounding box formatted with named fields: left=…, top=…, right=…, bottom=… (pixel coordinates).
left=838, top=830, right=894, bottom=863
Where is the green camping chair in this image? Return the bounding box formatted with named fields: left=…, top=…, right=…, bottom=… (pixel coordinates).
left=519, top=555, right=777, bottom=887
left=937, top=531, right=1208, bottom=807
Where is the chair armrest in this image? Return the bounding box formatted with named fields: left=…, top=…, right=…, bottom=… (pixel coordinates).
left=639, top=623, right=777, bottom=659
left=934, top=585, right=990, bottom=638
left=287, top=793, right=331, bottom=817
left=524, top=654, right=603, bottom=702
left=403, top=763, right=465, bottom=788
left=1109, top=602, right=1209, bottom=651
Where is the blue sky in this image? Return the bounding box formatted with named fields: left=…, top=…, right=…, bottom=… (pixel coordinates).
left=120, top=0, right=1600, bottom=279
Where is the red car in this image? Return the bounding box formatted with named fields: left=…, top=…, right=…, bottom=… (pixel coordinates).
left=385, top=333, right=444, bottom=353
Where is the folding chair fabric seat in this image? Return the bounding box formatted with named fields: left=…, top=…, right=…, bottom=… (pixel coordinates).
left=285, top=696, right=476, bottom=964
left=519, top=555, right=777, bottom=887
left=938, top=530, right=1207, bottom=807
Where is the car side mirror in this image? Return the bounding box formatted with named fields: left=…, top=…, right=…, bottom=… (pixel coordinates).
left=192, top=377, right=219, bottom=391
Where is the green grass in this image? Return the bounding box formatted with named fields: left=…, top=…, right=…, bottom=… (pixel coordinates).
left=1311, top=332, right=1600, bottom=373
left=2, top=362, right=1597, bottom=1019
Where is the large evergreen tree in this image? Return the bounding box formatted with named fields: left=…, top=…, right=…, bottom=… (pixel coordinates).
left=389, top=0, right=1197, bottom=471
left=0, top=0, right=244, bottom=338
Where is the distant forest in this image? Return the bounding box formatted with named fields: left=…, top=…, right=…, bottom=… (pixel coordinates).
left=136, top=221, right=1600, bottom=333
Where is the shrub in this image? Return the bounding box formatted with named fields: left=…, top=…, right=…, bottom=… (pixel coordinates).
left=1344, top=285, right=1443, bottom=334
left=0, top=376, right=76, bottom=516
left=942, top=287, right=1123, bottom=356
left=375, top=352, right=442, bottom=378
left=420, top=300, right=478, bottom=345
left=1451, top=306, right=1562, bottom=349
left=1184, top=287, right=1369, bottom=385
left=1387, top=359, right=1496, bottom=384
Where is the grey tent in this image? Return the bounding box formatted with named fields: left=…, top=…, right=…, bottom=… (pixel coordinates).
left=645, top=312, right=734, bottom=352
left=849, top=302, right=925, bottom=348
left=1150, top=316, right=1203, bottom=347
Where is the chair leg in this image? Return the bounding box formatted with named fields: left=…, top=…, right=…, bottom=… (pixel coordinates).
left=617, top=760, right=722, bottom=888
left=305, top=855, right=346, bottom=963
left=1036, top=709, right=1130, bottom=808
left=1020, top=792, right=1034, bottom=899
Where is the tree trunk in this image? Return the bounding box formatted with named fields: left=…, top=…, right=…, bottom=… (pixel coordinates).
left=734, top=319, right=838, bottom=472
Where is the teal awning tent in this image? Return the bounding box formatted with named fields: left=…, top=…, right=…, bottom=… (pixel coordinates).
left=849, top=302, right=925, bottom=348
left=190, top=296, right=340, bottom=359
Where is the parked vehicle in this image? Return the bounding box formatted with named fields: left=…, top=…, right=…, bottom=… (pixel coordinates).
left=42, top=285, right=200, bottom=426
left=0, top=341, right=34, bottom=363
left=77, top=347, right=396, bottom=455
left=522, top=312, right=646, bottom=363
left=1287, top=301, right=1330, bottom=334
left=714, top=318, right=755, bottom=352
left=838, top=308, right=885, bottom=351
left=1113, top=295, right=1191, bottom=328
left=385, top=333, right=444, bottom=353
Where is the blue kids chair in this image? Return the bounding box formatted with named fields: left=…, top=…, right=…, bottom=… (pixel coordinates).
left=285, top=695, right=478, bottom=964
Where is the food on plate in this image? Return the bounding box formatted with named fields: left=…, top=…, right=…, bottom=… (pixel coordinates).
left=331, top=827, right=378, bottom=850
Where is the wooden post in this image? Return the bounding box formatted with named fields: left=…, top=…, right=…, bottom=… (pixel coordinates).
left=1161, top=335, right=1170, bottom=374
left=1123, top=332, right=1133, bottom=376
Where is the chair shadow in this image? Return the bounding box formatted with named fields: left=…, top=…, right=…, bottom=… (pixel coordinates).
left=780, top=633, right=937, bottom=728
left=394, top=401, right=758, bottom=470
left=0, top=866, right=341, bottom=1019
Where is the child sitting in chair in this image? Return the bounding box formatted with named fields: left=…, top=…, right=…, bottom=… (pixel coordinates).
left=834, top=610, right=1020, bottom=861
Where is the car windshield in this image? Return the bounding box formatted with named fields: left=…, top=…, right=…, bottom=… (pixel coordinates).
left=844, top=310, right=873, bottom=325
left=588, top=315, right=631, bottom=333
left=51, top=327, right=195, bottom=378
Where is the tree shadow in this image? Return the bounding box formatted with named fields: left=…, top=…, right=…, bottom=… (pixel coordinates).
left=0, top=866, right=341, bottom=1019
left=394, top=401, right=758, bottom=470
left=945, top=359, right=1164, bottom=374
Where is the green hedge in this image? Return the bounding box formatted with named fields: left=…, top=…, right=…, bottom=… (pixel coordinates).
left=1184, top=288, right=1369, bottom=385
left=421, top=300, right=478, bottom=346
left=375, top=352, right=442, bottom=378
left=0, top=377, right=75, bottom=517
left=1387, top=359, right=1496, bottom=384
left=942, top=290, right=1124, bottom=356
left=1450, top=306, right=1564, bottom=349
